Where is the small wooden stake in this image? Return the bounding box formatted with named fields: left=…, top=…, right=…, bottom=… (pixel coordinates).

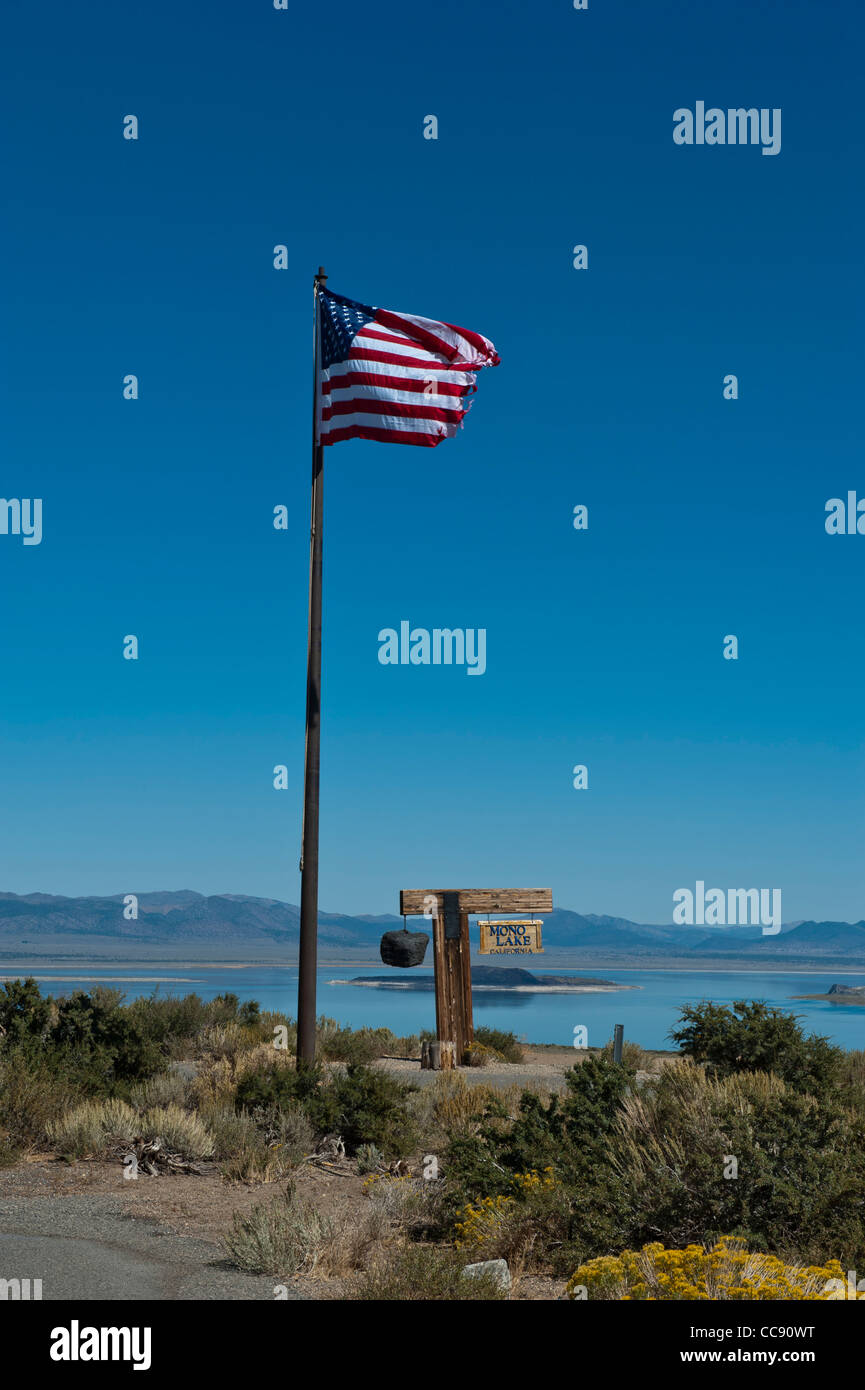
left=421, top=1040, right=456, bottom=1071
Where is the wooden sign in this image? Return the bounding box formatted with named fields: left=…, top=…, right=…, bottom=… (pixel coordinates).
left=479, top=919, right=544, bottom=955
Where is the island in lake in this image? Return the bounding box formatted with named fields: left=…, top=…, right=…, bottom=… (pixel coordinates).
left=335, top=966, right=637, bottom=993
left=792, top=982, right=865, bottom=1005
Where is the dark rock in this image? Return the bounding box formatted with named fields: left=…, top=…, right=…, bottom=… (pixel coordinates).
left=379, top=929, right=429, bottom=968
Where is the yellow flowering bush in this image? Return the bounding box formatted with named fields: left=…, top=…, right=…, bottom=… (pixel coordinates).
left=454, top=1194, right=515, bottom=1248
left=512, top=1166, right=556, bottom=1195
left=463, top=1042, right=500, bottom=1067
left=566, top=1236, right=860, bottom=1301
left=454, top=1169, right=559, bottom=1250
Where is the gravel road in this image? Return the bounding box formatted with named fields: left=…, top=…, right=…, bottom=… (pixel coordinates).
left=0, top=1195, right=302, bottom=1301
left=374, top=1057, right=571, bottom=1090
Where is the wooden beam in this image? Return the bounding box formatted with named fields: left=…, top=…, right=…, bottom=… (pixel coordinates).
left=431, top=908, right=474, bottom=1059
left=400, top=888, right=553, bottom=916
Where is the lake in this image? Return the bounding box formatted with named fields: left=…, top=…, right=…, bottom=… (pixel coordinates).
left=5, top=964, right=865, bottom=1051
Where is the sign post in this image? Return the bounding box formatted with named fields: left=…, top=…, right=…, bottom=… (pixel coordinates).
left=400, top=888, right=553, bottom=1066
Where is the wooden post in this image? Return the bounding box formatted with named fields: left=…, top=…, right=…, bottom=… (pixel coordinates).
left=435, top=892, right=473, bottom=1061
left=401, top=889, right=552, bottom=1066
left=613, top=1023, right=624, bottom=1065
left=421, top=1040, right=456, bottom=1071
left=459, top=911, right=474, bottom=1057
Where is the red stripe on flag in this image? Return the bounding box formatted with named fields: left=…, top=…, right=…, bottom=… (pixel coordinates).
left=355, top=326, right=426, bottom=352
left=444, top=321, right=500, bottom=363
left=374, top=309, right=459, bottom=362
left=322, top=424, right=449, bottom=447
left=341, top=347, right=463, bottom=372
left=321, top=372, right=473, bottom=398
left=322, top=397, right=466, bottom=426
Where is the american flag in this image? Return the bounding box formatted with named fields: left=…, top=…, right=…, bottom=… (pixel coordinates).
left=318, top=288, right=500, bottom=448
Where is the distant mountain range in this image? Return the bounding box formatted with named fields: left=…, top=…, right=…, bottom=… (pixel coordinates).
left=1, top=891, right=864, bottom=966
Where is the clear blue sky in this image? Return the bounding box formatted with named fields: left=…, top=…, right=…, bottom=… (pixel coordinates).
left=2, top=0, right=862, bottom=922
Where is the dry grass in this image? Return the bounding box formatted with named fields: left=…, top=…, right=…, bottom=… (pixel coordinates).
left=350, top=1243, right=508, bottom=1300
left=409, top=1072, right=529, bottom=1144
left=190, top=1042, right=296, bottom=1110
left=140, top=1105, right=215, bottom=1159
left=47, top=1098, right=215, bottom=1160
left=127, top=1071, right=192, bottom=1110
left=0, top=1053, right=85, bottom=1158
left=223, top=1184, right=335, bottom=1276
left=216, top=1104, right=315, bottom=1183
left=48, top=1098, right=139, bottom=1156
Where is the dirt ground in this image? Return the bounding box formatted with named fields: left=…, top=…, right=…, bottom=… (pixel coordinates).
left=0, top=1149, right=566, bottom=1299
left=0, top=1044, right=675, bottom=1299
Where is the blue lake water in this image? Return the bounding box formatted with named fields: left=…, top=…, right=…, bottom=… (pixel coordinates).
left=5, top=965, right=865, bottom=1052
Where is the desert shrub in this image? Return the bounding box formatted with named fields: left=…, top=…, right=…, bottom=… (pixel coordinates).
left=670, top=999, right=843, bottom=1094
left=235, top=1062, right=416, bottom=1158
left=124, top=992, right=278, bottom=1059
left=612, top=1059, right=865, bottom=1266
left=51, top=991, right=162, bottom=1085
left=224, top=1184, right=333, bottom=1275
left=127, top=1070, right=191, bottom=1110
left=140, top=1104, right=214, bottom=1159
left=453, top=1168, right=570, bottom=1270
left=362, top=1171, right=447, bottom=1237
left=473, top=1027, right=523, bottom=1063
left=47, top=1097, right=215, bottom=1160
left=258, top=1012, right=296, bottom=1053
left=48, top=1098, right=138, bottom=1156
left=264, top=1103, right=316, bottom=1161
left=411, top=1072, right=509, bottom=1142
left=127, top=993, right=215, bottom=1055
left=355, top=1142, right=384, bottom=1175
left=201, top=1094, right=312, bottom=1181
left=566, top=1236, right=858, bottom=1301
left=325, top=1066, right=417, bottom=1157
left=600, top=1038, right=650, bottom=1071
left=0, top=1047, right=87, bottom=1157
left=206, top=1108, right=291, bottom=1183
left=194, top=1022, right=258, bottom=1063
left=463, top=1042, right=498, bottom=1068
left=316, top=1018, right=387, bottom=1064
left=442, top=1056, right=634, bottom=1266
left=351, top=1244, right=507, bottom=1300
left=0, top=978, right=51, bottom=1048
left=311, top=1020, right=420, bottom=1064
left=838, top=1049, right=865, bottom=1115
left=204, top=1104, right=260, bottom=1158
left=235, top=1059, right=330, bottom=1114
left=194, top=1016, right=288, bottom=1064
left=192, top=1040, right=296, bottom=1112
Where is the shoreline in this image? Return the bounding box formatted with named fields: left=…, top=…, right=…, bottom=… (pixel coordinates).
left=2, top=958, right=865, bottom=974
left=332, top=979, right=638, bottom=994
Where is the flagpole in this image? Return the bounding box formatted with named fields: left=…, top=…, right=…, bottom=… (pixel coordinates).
left=297, top=265, right=326, bottom=1065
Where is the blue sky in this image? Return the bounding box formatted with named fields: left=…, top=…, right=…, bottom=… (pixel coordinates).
left=1, top=0, right=862, bottom=922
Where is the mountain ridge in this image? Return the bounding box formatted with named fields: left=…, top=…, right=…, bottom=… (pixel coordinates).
left=0, top=891, right=863, bottom=963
